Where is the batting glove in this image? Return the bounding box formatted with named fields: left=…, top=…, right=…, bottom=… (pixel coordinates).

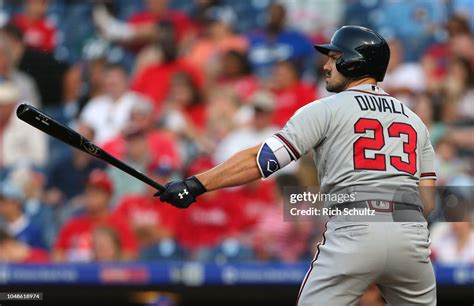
left=154, top=176, right=207, bottom=208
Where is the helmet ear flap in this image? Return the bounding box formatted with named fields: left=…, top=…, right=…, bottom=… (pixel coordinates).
left=336, top=58, right=368, bottom=79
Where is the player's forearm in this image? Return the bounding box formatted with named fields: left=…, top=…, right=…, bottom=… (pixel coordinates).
left=420, top=179, right=436, bottom=218
left=196, top=145, right=262, bottom=192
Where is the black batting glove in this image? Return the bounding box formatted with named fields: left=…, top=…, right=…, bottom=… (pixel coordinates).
left=154, top=176, right=207, bottom=208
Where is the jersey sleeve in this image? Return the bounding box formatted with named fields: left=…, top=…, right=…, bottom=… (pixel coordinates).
left=275, top=100, right=332, bottom=160
left=419, top=127, right=436, bottom=180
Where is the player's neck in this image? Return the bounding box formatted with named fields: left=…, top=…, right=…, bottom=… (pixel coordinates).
left=345, top=77, right=377, bottom=90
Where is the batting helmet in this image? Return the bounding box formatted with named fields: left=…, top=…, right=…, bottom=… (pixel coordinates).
left=314, top=25, right=390, bottom=82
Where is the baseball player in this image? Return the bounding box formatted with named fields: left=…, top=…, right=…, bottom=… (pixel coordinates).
left=156, top=25, right=437, bottom=305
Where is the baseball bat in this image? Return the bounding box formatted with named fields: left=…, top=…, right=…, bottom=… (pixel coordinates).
left=16, top=103, right=165, bottom=192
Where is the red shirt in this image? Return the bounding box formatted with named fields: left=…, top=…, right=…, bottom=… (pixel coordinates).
left=102, top=130, right=181, bottom=169
left=54, top=214, right=138, bottom=262
left=23, top=248, right=49, bottom=263
left=423, top=43, right=450, bottom=80
left=218, top=75, right=259, bottom=103
left=237, top=180, right=277, bottom=230
left=183, top=104, right=207, bottom=132
left=272, top=83, right=317, bottom=127
left=12, top=15, right=56, bottom=53
left=175, top=190, right=245, bottom=250
left=128, top=10, right=192, bottom=43
left=131, top=60, right=203, bottom=115
left=113, top=194, right=178, bottom=234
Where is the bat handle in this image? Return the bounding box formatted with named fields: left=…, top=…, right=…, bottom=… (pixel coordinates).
left=149, top=180, right=166, bottom=192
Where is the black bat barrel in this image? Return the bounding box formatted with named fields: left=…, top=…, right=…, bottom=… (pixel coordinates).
left=17, top=103, right=85, bottom=152
left=16, top=103, right=165, bottom=192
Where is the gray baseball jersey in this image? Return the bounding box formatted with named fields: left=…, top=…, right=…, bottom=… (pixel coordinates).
left=275, top=84, right=436, bottom=207
left=274, top=84, right=437, bottom=305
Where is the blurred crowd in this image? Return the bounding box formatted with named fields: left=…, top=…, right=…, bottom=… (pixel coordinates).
left=0, top=0, right=472, bottom=265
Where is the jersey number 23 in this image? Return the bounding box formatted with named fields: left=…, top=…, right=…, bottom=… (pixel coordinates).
left=353, top=118, right=417, bottom=175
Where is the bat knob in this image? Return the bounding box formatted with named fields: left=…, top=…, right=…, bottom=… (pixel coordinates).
left=16, top=103, right=31, bottom=119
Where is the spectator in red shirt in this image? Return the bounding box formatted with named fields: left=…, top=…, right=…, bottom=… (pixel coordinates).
left=216, top=50, right=259, bottom=103
left=113, top=162, right=179, bottom=247
left=162, top=72, right=207, bottom=136
left=102, top=99, right=181, bottom=171
left=175, top=188, right=245, bottom=259
left=53, top=170, right=137, bottom=262
left=113, top=193, right=177, bottom=248
left=131, top=21, right=203, bottom=116
left=269, top=60, right=317, bottom=127
left=113, top=160, right=187, bottom=260
left=237, top=179, right=277, bottom=232
left=12, top=0, right=56, bottom=53
left=0, top=230, right=49, bottom=263
left=127, top=0, right=192, bottom=45
left=173, top=157, right=247, bottom=259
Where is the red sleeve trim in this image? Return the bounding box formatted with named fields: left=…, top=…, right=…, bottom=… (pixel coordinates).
left=275, top=133, right=301, bottom=159
left=421, top=172, right=436, bottom=178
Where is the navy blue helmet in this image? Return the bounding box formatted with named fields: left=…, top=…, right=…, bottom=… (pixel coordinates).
left=315, top=25, right=390, bottom=82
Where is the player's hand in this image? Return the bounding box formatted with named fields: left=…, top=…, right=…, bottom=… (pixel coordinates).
left=154, top=176, right=207, bottom=208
